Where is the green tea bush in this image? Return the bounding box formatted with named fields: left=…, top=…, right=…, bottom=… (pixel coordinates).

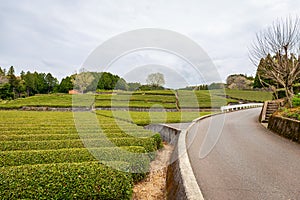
left=0, top=147, right=148, bottom=167
left=0, top=162, right=133, bottom=199
left=0, top=133, right=85, bottom=141
left=0, top=137, right=159, bottom=152
left=151, top=133, right=163, bottom=150
left=0, top=110, right=162, bottom=197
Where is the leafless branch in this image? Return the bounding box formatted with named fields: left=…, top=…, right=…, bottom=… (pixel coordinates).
left=249, top=16, right=300, bottom=107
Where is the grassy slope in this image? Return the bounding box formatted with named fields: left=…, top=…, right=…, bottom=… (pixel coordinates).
left=224, top=89, right=273, bottom=102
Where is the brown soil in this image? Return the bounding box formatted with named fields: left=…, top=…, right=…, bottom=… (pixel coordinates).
left=132, top=143, right=174, bottom=200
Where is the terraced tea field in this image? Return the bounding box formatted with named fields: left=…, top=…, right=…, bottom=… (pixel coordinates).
left=0, top=91, right=178, bottom=109
left=97, top=110, right=211, bottom=126
left=0, top=111, right=162, bottom=199
left=0, top=89, right=274, bottom=199
left=0, top=89, right=273, bottom=110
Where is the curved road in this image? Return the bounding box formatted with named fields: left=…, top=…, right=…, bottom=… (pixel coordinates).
left=187, top=108, right=300, bottom=199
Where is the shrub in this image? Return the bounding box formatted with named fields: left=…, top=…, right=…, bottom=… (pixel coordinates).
left=0, top=110, right=163, bottom=197
left=151, top=133, right=163, bottom=149
left=0, top=138, right=159, bottom=152
left=281, top=107, right=300, bottom=121
left=0, top=162, right=133, bottom=199
left=292, top=96, right=300, bottom=107
left=0, top=147, right=150, bottom=182
left=0, top=147, right=148, bottom=167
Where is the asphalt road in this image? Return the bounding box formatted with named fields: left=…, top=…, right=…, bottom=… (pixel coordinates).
left=187, top=108, right=300, bottom=200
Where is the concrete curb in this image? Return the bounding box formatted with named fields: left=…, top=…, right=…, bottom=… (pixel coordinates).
left=180, top=112, right=223, bottom=200
left=146, top=113, right=225, bottom=199
left=177, top=128, right=204, bottom=200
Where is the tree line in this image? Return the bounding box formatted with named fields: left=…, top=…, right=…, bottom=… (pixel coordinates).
left=0, top=66, right=58, bottom=99
left=0, top=66, right=147, bottom=100
left=0, top=67, right=170, bottom=100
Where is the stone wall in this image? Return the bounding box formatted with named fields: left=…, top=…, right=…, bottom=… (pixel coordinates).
left=268, top=115, right=300, bottom=143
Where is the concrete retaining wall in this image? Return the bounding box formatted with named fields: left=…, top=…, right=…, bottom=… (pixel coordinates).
left=145, top=124, right=180, bottom=145
left=15, top=106, right=216, bottom=112
left=96, top=107, right=179, bottom=112
left=146, top=123, right=204, bottom=200
left=20, top=107, right=93, bottom=112
left=166, top=144, right=186, bottom=199
left=21, top=106, right=73, bottom=111
left=268, top=115, right=300, bottom=143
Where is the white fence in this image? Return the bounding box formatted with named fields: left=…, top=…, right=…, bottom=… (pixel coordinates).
left=221, top=103, right=263, bottom=112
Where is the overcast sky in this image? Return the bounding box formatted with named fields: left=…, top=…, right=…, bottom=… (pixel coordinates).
left=0, top=0, right=299, bottom=87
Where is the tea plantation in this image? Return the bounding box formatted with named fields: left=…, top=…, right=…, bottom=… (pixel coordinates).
left=97, top=110, right=211, bottom=126
left=0, top=111, right=162, bottom=199
left=0, top=89, right=273, bottom=110
left=0, top=89, right=274, bottom=199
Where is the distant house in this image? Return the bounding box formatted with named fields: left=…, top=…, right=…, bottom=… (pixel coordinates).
left=68, top=90, right=79, bottom=94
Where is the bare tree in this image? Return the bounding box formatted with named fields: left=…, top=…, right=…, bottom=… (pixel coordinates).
left=249, top=17, right=300, bottom=107
left=73, top=71, right=95, bottom=93
left=146, top=72, right=165, bottom=87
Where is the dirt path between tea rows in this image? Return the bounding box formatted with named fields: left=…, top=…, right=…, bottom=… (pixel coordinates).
left=132, top=143, right=173, bottom=200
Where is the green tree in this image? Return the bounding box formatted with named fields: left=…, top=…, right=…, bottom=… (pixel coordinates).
left=115, top=78, right=128, bottom=90
left=7, top=66, right=19, bottom=99
left=0, top=67, right=11, bottom=99
left=97, top=72, right=119, bottom=90
left=127, top=82, right=141, bottom=91
left=33, top=72, right=48, bottom=94
left=45, top=73, right=58, bottom=93
left=208, top=83, right=225, bottom=90
left=21, top=71, right=50, bottom=95
left=0, top=83, right=13, bottom=99
left=253, top=58, right=276, bottom=89
left=58, top=76, right=74, bottom=93
left=22, top=71, right=35, bottom=96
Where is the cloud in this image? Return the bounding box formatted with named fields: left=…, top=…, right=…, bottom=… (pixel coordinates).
left=0, top=0, right=299, bottom=84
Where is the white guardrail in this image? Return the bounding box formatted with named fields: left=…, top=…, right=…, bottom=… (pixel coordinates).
left=221, top=103, right=263, bottom=112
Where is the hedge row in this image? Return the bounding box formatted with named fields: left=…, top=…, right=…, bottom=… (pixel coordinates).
left=0, top=133, right=83, bottom=141
left=0, top=131, right=154, bottom=141
left=0, top=136, right=160, bottom=152
left=0, top=111, right=163, bottom=198
left=0, top=127, right=152, bottom=136
left=1, top=146, right=148, bottom=166
left=0, top=162, right=133, bottom=199
left=0, top=125, right=151, bottom=134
